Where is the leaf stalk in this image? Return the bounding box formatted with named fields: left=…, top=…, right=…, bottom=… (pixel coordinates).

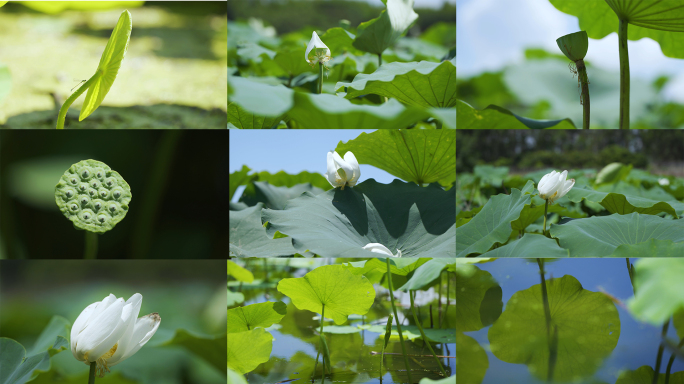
left=56, top=71, right=102, bottom=129
left=618, top=18, right=630, bottom=130
left=386, top=258, right=413, bottom=384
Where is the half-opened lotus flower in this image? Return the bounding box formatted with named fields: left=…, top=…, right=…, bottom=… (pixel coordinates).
left=538, top=170, right=575, bottom=203
left=326, top=151, right=360, bottom=190
left=363, top=243, right=402, bottom=257
left=71, top=293, right=160, bottom=377
left=305, top=31, right=332, bottom=68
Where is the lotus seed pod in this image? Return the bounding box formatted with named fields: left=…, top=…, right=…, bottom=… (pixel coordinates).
left=556, top=31, right=588, bottom=62
left=55, top=160, right=131, bottom=233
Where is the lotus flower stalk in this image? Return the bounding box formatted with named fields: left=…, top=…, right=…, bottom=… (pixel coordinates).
left=305, top=31, right=331, bottom=94
left=537, top=170, right=575, bottom=236
left=557, top=31, right=590, bottom=129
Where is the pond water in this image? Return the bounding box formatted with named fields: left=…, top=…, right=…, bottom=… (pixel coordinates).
left=229, top=259, right=455, bottom=384
left=457, top=258, right=684, bottom=384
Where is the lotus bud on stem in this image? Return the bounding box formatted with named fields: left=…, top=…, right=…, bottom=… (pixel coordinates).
left=556, top=31, right=590, bottom=129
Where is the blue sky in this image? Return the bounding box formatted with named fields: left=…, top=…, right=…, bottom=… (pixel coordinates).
left=457, top=0, right=684, bottom=102
left=230, top=130, right=397, bottom=200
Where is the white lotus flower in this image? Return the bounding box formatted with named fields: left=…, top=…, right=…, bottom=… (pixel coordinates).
left=659, top=178, right=670, bottom=186
left=71, top=293, right=160, bottom=377
left=305, top=31, right=331, bottom=68
left=538, top=170, right=575, bottom=203
left=326, top=151, right=360, bottom=189
left=363, top=243, right=402, bottom=257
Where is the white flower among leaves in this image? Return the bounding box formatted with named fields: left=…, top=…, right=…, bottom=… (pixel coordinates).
left=326, top=150, right=360, bottom=189
left=363, top=243, right=402, bottom=257
left=71, top=293, right=160, bottom=377
left=305, top=31, right=331, bottom=68
left=538, top=170, right=575, bottom=204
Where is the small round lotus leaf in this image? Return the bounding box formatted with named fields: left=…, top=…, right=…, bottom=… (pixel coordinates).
left=55, top=159, right=131, bottom=233
left=556, top=30, right=588, bottom=62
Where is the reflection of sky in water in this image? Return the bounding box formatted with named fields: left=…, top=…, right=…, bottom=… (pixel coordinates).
left=243, top=287, right=455, bottom=384
left=467, top=258, right=684, bottom=384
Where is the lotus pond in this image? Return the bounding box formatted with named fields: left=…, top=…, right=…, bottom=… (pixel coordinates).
left=457, top=258, right=684, bottom=384
left=227, top=258, right=456, bottom=384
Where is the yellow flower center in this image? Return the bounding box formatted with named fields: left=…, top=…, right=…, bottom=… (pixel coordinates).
left=95, top=343, right=118, bottom=377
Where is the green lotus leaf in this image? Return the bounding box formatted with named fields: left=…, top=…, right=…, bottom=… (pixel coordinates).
left=456, top=266, right=502, bottom=332
left=550, top=213, right=684, bottom=257
left=80, top=10, right=132, bottom=121
left=228, top=367, right=249, bottom=384
left=336, top=60, right=456, bottom=108
left=277, top=264, right=375, bottom=325
left=456, top=181, right=535, bottom=257
left=17, top=1, right=143, bottom=13
left=227, top=301, right=287, bottom=333
left=428, top=107, right=456, bottom=129
left=0, top=63, right=10, bottom=104
left=321, top=27, right=359, bottom=56
left=565, top=187, right=683, bottom=218
left=55, top=159, right=131, bottom=233
left=357, top=324, right=455, bottom=343
left=628, top=258, right=684, bottom=325
left=228, top=102, right=285, bottom=129
left=227, top=260, right=254, bottom=283
left=261, top=179, right=456, bottom=258
left=227, top=328, right=273, bottom=374
left=328, top=52, right=379, bottom=74
left=610, top=239, right=684, bottom=258
left=362, top=258, right=429, bottom=277
left=229, top=203, right=297, bottom=258
left=229, top=165, right=255, bottom=202
left=615, top=365, right=684, bottom=384
left=511, top=203, right=587, bottom=232
left=473, top=165, right=509, bottom=187
left=237, top=43, right=276, bottom=63
left=457, top=100, right=577, bottom=129
left=228, top=76, right=294, bottom=118
left=352, top=0, right=418, bottom=55
left=240, top=181, right=325, bottom=210
left=456, top=333, right=488, bottom=384
left=595, top=162, right=630, bottom=184
left=550, top=0, right=684, bottom=58
left=159, top=329, right=226, bottom=373
left=287, top=92, right=430, bottom=129
left=273, top=48, right=314, bottom=76
left=398, top=258, right=454, bottom=291
left=488, top=275, right=620, bottom=382
left=321, top=325, right=362, bottom=334
left=252, top=170, right=332, bottom=191
left=335, top=130, right=455, bottom=187
left=479, top=233, right=571, bottom=258
left=674, top=309, right=684, bottom=340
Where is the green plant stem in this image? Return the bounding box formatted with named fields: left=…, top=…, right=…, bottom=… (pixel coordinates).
left=56, top=71, right=102, bottom=129
left=318, top=63, right=323, bottom=94
left=618, top=18, right=630, bottom=130
left=313, top=304, right=326, bottom=382
left=626, top=258, right=636, bottom=295
left=84, top=232, right=98, bottom=259
left=537, top=259, right=552, bottom=341
left=88, top=362, right=96, bottom=384
left=386, top=258, right=413, bottom=384
left=543, top=200, right=549, bottom=237
left=378, top=53, right=382, bottom=67
left=409, top=291, right=447, bottom=376
left=653, top=321, right=670, bottom=384
left=576, top=59, right=590, bottom=129
left=664, top=338, right=684, bottom=384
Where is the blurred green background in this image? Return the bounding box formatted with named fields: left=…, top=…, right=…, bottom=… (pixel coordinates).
left=0, top=259, right=226, bottom=384
left=0, top=1, right=227, bottom=128
left=0, top=130, right=229, bottom=259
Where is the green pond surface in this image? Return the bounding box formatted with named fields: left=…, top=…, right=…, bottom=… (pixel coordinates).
left=457, top=258, right=684, bottom=384
left=229, top=260, right=455, bottom=384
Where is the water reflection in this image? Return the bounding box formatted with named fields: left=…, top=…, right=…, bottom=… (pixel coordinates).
left=457, top=259, right=684, bottom=384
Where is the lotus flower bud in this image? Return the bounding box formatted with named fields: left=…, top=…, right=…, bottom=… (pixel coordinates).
left=538, top=170, right=575, bottom=204
left=326, top=151, right=360, bottom=189
left=363, top=243, right=402, bottom=257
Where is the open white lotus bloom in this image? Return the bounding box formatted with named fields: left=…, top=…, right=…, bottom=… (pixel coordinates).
left=326, top=150, right=360, bottom=189
left=363, top=243, right=402, bottom=257
left=538, top=170, right=575, bottom=204
left=71, top=293, right=160, bottom=377
left=305, top=31, right=331, bottom=67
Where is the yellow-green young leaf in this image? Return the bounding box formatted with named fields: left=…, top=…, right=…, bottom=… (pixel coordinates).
left=227, top=301, right=287, bottom=333
left=227, top=260, right=254, bottom=283
left=79, top=10, right=132, bottom=121
left=227, top=328, right=273, bottom=374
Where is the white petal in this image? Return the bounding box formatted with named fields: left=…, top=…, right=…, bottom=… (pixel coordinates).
left=74, top=298, right=126, bottom=361
left=71, top=301, right=99, bottom=360
left=362, top=243, right=394, bottom=256
left=326, top=151, right=343, bottom=188
left=557, top=178, right=575, bottom=199
left=332, top=151, right=352, bottom=184
left=108, top=312, right=160, bottom=367
left=305, top=31, right=329, bottom=65
left=343, top=152, right=360, bottom=187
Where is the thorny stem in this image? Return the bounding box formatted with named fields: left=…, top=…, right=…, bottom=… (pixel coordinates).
left=88, top=361, right=96, bottom=384
left=318, top=62, right=323, bottom=94
left=575, top=60, right=590, bottom=129
left=386, top=258, right=413, bottom=384
left=665, top=338, right=684, bottom=384
left=653, top=321, right=670, bottom=384
left=84, top=231, right=98, bottom=259
left=543, top=200, right=549, bottom=237
left=56, top=71, right=102, bottom=129
left=409, top=291, right=447, bottom=376
left=618, top=18, right=630, bottom=130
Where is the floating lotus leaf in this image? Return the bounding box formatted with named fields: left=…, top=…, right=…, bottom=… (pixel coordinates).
left=456, top=266, right=502, bottom=332
left=456, top=333, right=488, bottom=384
left=565, top=187, right=683, bottom=218
left=262, top=179, right=455, bottom=258
left=628, top=258, right=684, bottom=325
left=356, top=324, right=455, bottom=343
left=488, top=275, right=620, bottom=382
left=550, top=213, right=684, bottom=257
left=615, top=365, right=684, bottom=384
left=229, top=203, right=297, bottom=258
left=55, top=159, right=131, bottom=233
left=277, top=264, right=375, bottom=325
left=227, top=328, right=273, bottom=374
left=457, top=100, right=577, bottom=129
left=227, top=301, right=287, bottom=333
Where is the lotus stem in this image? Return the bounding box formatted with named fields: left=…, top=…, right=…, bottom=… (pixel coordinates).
left=543, top=200, right=549, bottom=237
left=576, top=60, right=590, bottom=129
left=313, top=303, right=326, bottom=382
left=378, top=53, right=382, bottom=67
left=626, top=258, right=636, bottom=295
left=537, top=259, right=552, bottom=341
left=88, top=361, right=96, bottom=384
left=409, top=291, right=447, bottom=376
left=653, top=321, right=670, bottom=384
left=386, top=258, right=413, bottom=384
left=84, top=231, right=98, bottom=259
left=618, top=18, right=630, bottom=130
left=56, top=71, right=101, bottom=129
left=318, top=63, right=323, bottom=94
left=664, top=338, right=684, bottom=384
